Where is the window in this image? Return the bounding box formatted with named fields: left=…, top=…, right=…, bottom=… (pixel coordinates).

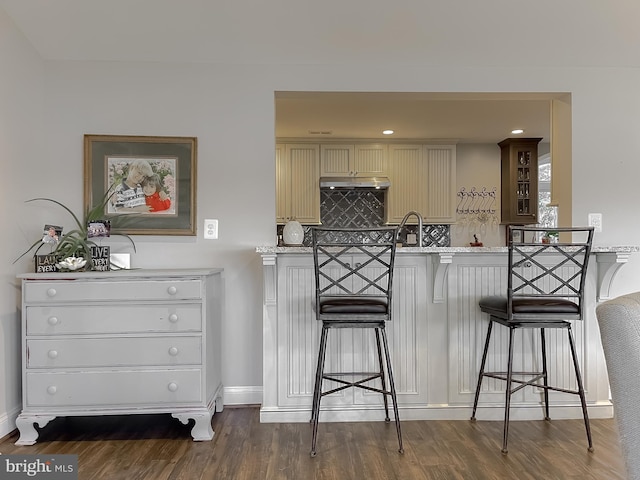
left=537, top=154, right=557, bottom=228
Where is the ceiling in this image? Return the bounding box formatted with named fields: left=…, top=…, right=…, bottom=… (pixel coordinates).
left=2, top=1, right=639, bottom=68
left=275, top=92, right=555, bottom=143
left=3, top=1, right=637, bottom=144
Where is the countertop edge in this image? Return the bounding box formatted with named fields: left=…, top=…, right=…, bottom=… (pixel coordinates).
left=255, top=245, right=640, bottom=254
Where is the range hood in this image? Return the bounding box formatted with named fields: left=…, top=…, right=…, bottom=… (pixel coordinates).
left=320, top=176, right=391, bottom=189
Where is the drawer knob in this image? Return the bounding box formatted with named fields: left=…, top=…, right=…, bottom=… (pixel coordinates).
left=168, top=382, right=178, bottom=392
left=47, top=386, right=57, bottom=395
left=47, top=316, right=59, bottom=326
left=48, top=350, right=58, bottom=359
left=46, top=288, right=57, bottom=297
left=168, top=313, right=179, bottom=323
left=168, top=347, right=179, bottom=356
left=167, top=286, right=177, bottom=295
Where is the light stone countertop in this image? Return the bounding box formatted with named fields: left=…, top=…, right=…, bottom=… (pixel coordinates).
left=256, top=245, right=640, bottom=254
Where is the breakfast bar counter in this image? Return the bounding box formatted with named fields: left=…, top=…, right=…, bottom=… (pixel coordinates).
left=257, top=245, right=638, bottom=423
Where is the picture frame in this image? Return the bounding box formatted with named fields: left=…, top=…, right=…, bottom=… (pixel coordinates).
left=84, top=134, right=197, bottom=235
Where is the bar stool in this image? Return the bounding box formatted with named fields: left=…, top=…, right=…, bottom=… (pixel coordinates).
left=471, top=226, right=595, bottom=454
left=310, top=226, right=403, bottom=457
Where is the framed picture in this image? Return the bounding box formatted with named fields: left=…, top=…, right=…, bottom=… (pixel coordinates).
left=84, top=134, right=197, bottom=235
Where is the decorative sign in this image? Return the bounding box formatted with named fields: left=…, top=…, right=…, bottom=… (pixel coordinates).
left=90, top=245, right=110, bottom=271
left=35, top=254, right=59, bottom=273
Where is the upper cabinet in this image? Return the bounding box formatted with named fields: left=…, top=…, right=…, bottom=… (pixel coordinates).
left=320, top=144, right=387, bottom=177
left=387, top=144, right=457, bottom=224
left=498, top=138, right=541, bottom=224
left=276, top=144, right=320, bottom=224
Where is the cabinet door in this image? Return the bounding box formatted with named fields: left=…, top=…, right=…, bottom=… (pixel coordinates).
left=275, top=144, right=288, bottom=223
left=276, top=144, right=320, bottom=224
left=320, top=144, right=354, bottom=177
left=386, top=145, right=426, bottom=223
left=354, top=144, right=387, bottom=177
left=499, top=138, right=541, bottom=224
left=320, top=144, right=387, bottom=177
left=387, top=145, right=456, bottom=224
left=423, top=145, right=456, bottom=223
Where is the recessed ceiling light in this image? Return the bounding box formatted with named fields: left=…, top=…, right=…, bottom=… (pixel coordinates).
left=382, top=130, right=394, bottom=135
left=511, top=129, right=524, bottom=134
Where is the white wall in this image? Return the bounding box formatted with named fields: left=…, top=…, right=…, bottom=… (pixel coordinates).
left=3, top=8, right=640, bottom=436
left=0, top=8, right=45, bottom=437
left=453, top=144, right=502, bottom=247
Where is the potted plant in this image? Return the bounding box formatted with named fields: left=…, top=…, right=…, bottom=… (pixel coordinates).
left=541, top=230, right=559, bottom=244
left=15, top=189, right=136, bottom=271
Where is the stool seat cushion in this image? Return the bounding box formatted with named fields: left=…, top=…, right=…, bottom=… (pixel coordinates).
left=319, top=296, right=388, bottom=314
left=479, top=295, right=579, bottom=318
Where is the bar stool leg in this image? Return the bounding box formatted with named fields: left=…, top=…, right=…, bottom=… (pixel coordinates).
left=471, top=320, right=494, bottom=421
left=567, top=324, right=594, bottom=452
left=310, top=325, right=329, bottom=457
left=502, top=326, right=516, bottom=454
left=540, top=328, right=550, bottom=420
left=374, top=328, right=390, bottom=421
left=380, top=326, right=404, bottom=454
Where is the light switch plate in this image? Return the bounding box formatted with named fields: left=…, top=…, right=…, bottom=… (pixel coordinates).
left=588, top=213, right=602, bottom=233
left=204, top=219, right=218, bottom=239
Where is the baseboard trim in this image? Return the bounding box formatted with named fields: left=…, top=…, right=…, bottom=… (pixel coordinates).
left=260, top=402, right=614, bottom=423
left=0, top=405, right=20, bottom=440
left=223, top=386, right=263, bottom=406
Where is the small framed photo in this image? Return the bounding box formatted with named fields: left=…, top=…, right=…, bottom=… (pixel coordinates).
left=87, top=220, right=111, bottom=238
left=42, top=224, right=63, bottom=246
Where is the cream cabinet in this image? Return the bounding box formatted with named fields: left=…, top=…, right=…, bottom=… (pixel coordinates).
left=387, top=144, right=456, bottom=224
left=320, top=144, right=387, bottom=177
left=15, top=269, right=223, bottom=445
left=276, top=143, right=320, bottom=224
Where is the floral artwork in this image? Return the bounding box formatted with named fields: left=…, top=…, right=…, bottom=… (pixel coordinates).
left=84, top=135, right=196, bottom=236
left=106, top=156, right=177, bottom=215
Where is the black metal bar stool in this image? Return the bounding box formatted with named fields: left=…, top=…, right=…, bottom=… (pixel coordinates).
left=310, top=226, right=403, bottom=457
left=471, top=225, right=595, bottom=454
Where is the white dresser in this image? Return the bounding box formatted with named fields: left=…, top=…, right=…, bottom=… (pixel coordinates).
left=15, top=268, right=223, bottom=445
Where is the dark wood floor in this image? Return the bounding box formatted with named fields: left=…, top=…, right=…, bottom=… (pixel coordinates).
left=0, top=407, right=626, bottom=480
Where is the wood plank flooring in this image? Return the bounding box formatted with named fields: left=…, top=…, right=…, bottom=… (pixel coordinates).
left=0, top=407, right=626, bottom=479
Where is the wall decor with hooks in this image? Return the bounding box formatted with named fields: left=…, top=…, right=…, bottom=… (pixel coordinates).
left=456, top=186, right=499, bottom=239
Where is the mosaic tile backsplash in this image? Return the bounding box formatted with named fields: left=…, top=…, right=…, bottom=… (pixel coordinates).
left=278, top=189, right=450, bottom=247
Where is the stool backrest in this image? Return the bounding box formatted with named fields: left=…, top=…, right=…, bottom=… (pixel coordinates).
left=507, top=226, right=594, bottom=320
left=312, top=226, right=399, bottom=320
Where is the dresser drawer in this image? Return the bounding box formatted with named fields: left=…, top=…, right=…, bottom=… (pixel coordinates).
left=27, top=336, right=202, bottom=368
left=26, top=304, right=202, bottom=335
left=25, top=369, right=203, bottom=407
left=24, top=279, right=202, bottom=303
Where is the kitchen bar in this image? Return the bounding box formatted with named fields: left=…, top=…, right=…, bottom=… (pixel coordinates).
left=257, top=245, right=638, bottom=423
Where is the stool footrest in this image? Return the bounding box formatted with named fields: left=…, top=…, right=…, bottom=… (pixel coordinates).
left=321, top=373, right=389, bottom=397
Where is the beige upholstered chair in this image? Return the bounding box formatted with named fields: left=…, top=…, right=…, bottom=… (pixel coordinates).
left=596, top=292, right=640, bottom=480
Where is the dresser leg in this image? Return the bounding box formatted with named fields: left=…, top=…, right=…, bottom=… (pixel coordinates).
left=15, top=414, right=56, bottom=445
left=172, top=411, right=214, bottom=441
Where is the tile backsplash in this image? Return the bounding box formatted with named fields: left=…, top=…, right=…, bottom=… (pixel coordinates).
left=278, top=189, right=450, bottom=247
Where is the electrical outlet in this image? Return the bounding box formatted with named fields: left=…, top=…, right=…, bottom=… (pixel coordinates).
left=204, top=219, right=218, bottom=239
left=588, top=213, right=602, bottom=233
